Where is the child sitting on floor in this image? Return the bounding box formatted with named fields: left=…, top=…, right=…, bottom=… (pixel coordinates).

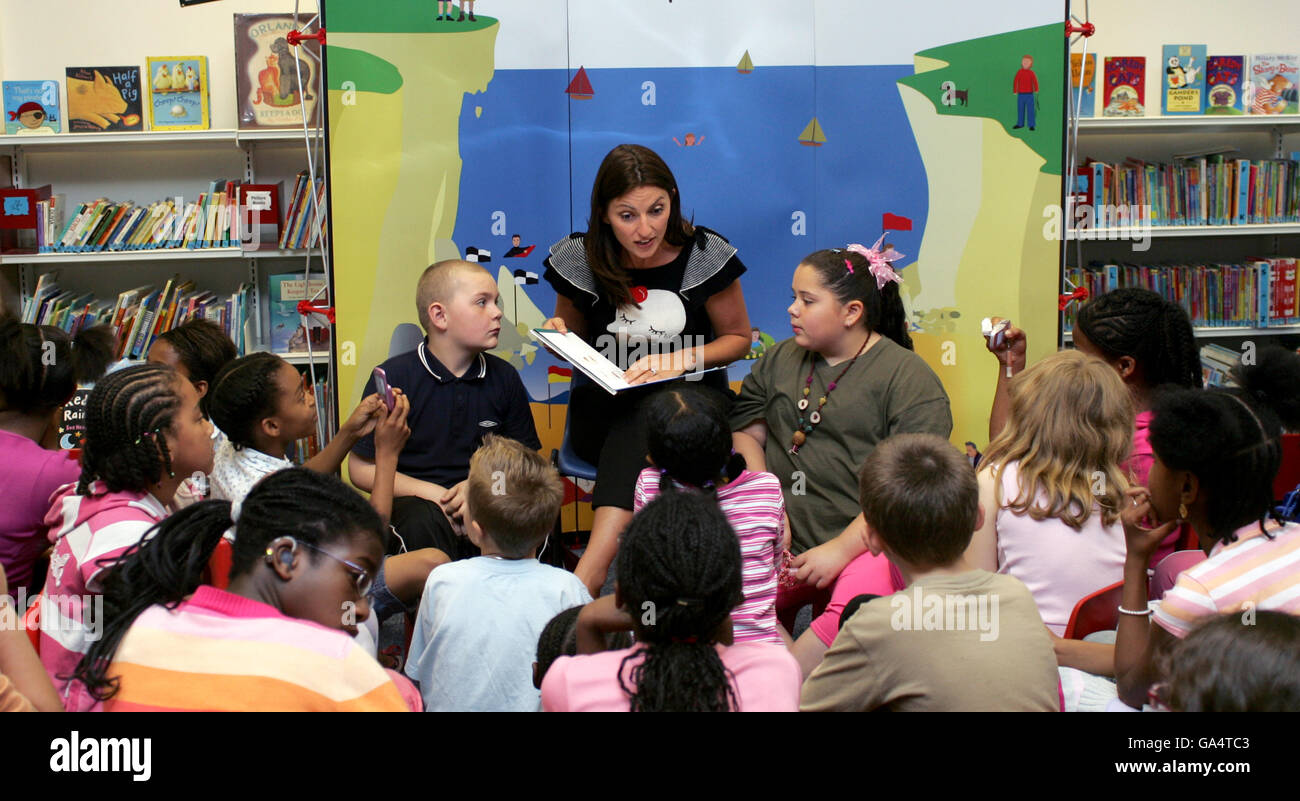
left=801, top=433, right=1059, bottom=711
left=404, top=435, right=589, bottom=711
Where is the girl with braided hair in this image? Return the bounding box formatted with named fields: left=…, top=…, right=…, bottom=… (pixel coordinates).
left=636, top=384, right=787, bottom=645
left=1115, top=346, right=1300, bottom=709
left=71, top=468, right=415, bottom=711
left=38, top=363, right=214, bottom=711
left=541, top=491, right=800, bottom=712
left=0, top=318, right=113, bottom=594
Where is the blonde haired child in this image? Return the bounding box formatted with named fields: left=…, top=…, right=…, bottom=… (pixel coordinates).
left=966, top=349, right=1133, bottom=653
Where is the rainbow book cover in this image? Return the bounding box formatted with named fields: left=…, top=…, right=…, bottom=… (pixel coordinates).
left=1205, top=56, right=1246, bottom=114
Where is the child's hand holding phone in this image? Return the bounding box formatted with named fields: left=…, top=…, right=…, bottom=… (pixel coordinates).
left=982, top=316, right=1027, bottom=377
left=374, top=389, right=411, bottom=459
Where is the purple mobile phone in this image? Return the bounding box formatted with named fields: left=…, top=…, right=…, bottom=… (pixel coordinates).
left=372, top=367, right=395, bottom=411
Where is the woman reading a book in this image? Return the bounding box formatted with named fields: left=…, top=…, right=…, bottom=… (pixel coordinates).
left=541, top=143, right=753, bottom=598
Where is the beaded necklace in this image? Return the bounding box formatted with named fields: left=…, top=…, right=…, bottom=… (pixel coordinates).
left=790, top=333, right=874, bottom=455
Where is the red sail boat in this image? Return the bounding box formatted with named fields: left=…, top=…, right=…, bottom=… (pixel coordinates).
left=566, top=67, right=594, bottom=100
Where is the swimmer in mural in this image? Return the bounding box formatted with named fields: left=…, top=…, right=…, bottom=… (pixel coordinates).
left=1012, top=54, right=1038, bottom=130
left=672, top=132, right=704, bottom=147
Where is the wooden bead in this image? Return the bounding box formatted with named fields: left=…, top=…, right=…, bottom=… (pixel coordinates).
left=791, top=430, right=806, bottom=447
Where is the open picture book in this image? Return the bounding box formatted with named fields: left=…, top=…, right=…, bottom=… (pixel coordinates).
left=531, top=328, right=723, bottom=395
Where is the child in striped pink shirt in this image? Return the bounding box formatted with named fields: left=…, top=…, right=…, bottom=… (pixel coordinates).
left=1115, top=346, right=1300, bottom=709
left=39, top=364, right=215, bottom=711
left=633, top=385, right=787, bottom=645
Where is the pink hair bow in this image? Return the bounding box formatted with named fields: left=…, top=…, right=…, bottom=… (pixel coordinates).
left=846, top=235, right=905, bottom=290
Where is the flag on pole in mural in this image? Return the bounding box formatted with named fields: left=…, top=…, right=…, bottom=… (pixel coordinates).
left=464, top=246, right=491, bottom=263
left=514, top=270, right=539, bottom=285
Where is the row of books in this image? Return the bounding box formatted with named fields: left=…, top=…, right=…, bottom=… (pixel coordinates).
left=23, top=272, right=256, bottom=360
left=1071, top=155, right=1299, bottom=228
left=2, top=14, right=319, bottom=135
left=279, top=172, right=327, bottom=250
left=287, top=374, right=335, bottom=466
left=1063, top=258, right=1300, bottom=331
left=39, top=180, right=251, bottom=253
left=1073, top=50, right=1297, bottom=117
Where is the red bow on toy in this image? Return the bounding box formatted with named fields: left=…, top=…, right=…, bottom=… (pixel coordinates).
left=297, top=300, right=336, bottom=324
left=1058, top=286, right=1090, bottom=311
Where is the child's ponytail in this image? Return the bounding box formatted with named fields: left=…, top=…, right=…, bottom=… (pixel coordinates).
left=615, top=491, right=744, bottom=712
left=644, top=385, right=738, bottom=492
left=71, top=499, right=233, bottom=701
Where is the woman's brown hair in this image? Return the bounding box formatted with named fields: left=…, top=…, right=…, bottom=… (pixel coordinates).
left=586, top=144, right=694, bottom=306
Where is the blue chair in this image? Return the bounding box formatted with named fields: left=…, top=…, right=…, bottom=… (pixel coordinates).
left=550, top=375, right=598, bottom=570
left=387, top=323, right=425, bottom=359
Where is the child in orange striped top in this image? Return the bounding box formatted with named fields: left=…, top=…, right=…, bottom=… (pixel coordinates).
left=1115, top=346, right=1300, bottom=709
left=72, top=468, right=414, bottom=712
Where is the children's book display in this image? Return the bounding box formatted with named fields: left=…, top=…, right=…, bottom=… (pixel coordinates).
left=145, top=56, right=210, bottom=130
left=3, top=81, right=61, bottom=134
left=65, top=67, right=142, bottom=132
left=268, top=273, right=330, bottom=353
left=234, top=13, right=321, bottom=130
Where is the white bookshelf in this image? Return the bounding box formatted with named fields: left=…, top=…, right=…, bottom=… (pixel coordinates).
left=1077, top=116, right=1300, bottom=136
left=0, top=129, right=318, bottom=148
left=1067, top=223, right=1300, bottom=240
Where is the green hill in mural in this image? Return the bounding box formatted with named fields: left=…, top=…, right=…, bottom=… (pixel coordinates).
left=897, top=23, right=1062, bottom=175
left=327, top=0, right=496, bottom=33
left=326, top=47, right=403, bottom=93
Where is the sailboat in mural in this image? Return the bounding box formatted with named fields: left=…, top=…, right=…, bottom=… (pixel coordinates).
left=798, top=117, right=826, bottom=146
left=737, top=50, right=753, bottom=73
left=566, top=67, right=594, bottom=100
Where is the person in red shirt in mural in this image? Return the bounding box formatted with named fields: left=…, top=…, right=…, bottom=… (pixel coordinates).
left=1013, top=54, right=1039, bottom=131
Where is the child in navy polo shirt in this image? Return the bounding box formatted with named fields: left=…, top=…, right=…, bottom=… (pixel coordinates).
left=349, top=260, right=541, bottom=559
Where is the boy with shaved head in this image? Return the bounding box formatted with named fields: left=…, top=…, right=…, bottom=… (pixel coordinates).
left=350, top=260, right=541, bottom=559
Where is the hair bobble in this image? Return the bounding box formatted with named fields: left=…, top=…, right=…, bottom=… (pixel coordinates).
left=843, top=258, right=855, bottom=274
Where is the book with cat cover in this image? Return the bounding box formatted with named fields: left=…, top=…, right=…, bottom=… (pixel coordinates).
left=1205, top=56, right=1246, bottom=114
left=3, top=80, right=61, bottom=135
left=1249, top=54, right=1299, bottom=115
left=1070, top=53, right=1096, bottom=117
left=145, top=56, right=210, bottom=130
left=65, top=67, right=142, bottom=132
left=1161, top=44, right=1207, bottom=115
left=234, top=14, right=320, bottom=130
left=1103, top=57, right=1145, bottom=117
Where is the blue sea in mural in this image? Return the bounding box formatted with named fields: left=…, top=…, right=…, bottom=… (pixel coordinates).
left=452, top=65, right=929, bottom=401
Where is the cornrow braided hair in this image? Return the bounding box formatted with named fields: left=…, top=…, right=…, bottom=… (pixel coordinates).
left=77, top=364, right=183, bottom=495
left=1074, top=287, right=1201, bottom=390
left=209, top=352, right=285, bottom=450
left=73, top=468, right=382, bottom=701
left=802, top=248, right=914, bottom=350
left=615, top=491, right=744, bottom=712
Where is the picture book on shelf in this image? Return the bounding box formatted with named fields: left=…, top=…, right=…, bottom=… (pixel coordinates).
left=3, top=81, right=61, bottom=134
left=234, top=14, right=320, bottom=130
left=65, top=67, right=142, bottom=132
left=1162, top=45, right=1207, bottom=115
left=145, top=56, right=209, bottom=130
left=1103, top=57, right=1145, bottom=117
left=1249, top=54, right=1299, bottom=115
left=268, top=273, right=330, bottom=353
left=1070, top=53, right=1096, bottom=117
left=1205, top=56, right=1246, bottom=114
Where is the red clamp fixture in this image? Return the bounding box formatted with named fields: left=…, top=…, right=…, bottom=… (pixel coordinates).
left=1065, top=21, right=1094, bottom=38
left=286, top=27, right=326, bottom=47
left=297, top=300, right=336, bottom=324
left=1059, top=286, right=1091, bottom=311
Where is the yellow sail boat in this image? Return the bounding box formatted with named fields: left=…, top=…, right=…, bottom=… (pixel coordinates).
left=798, top=117, right=826, bottom=146
left=737, top=50, right=753, bottom=74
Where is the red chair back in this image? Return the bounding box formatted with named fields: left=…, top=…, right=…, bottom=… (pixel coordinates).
left=207, top=538, right=234, bottom=590
left=23, top=594, right=42, bottom=653
left=1063, top=580, right=1124, bottom=640
left=1274, top=433, right=1300, bottom=502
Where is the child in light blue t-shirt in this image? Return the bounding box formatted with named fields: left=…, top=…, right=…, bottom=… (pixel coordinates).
left=405, top=435, right=590, bottom=712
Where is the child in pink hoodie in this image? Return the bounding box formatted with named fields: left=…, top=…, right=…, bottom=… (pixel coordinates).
left=40, top=364, right=214, bottom=711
